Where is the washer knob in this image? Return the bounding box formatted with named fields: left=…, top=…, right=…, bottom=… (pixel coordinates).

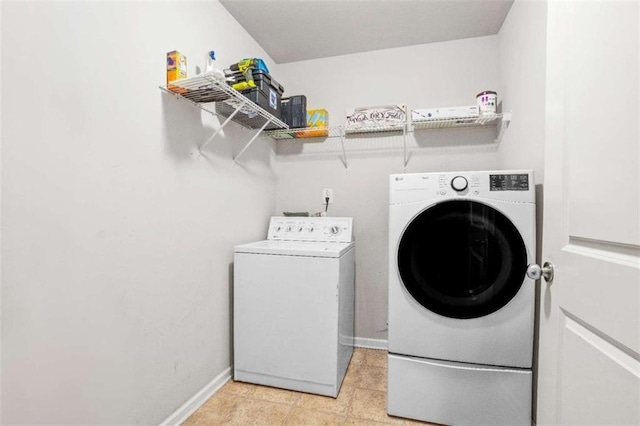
left=330, top=226, right=341, bottom=235
left=451, top=176, right=468, bottom=192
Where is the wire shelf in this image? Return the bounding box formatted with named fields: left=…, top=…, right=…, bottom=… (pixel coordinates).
left=265, top=114, right=509, bottom=140
left=160, top=72, right=291, bottom=163
left=267, top=113, right=511, bottom=170
left=264, top=127, right=342, bottom=140
left=159, top=73, right=289, bottom=130
left=344, top=122, right=407, bottom=135
left=265, top=123, right=407, bottom=140
left=412, top=114, right=502, bottom=130
left=161, top=76, right=511, bottom=169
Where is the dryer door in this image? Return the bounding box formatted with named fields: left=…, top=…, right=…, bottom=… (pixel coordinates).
left=397, top=200, right=527, bottom=319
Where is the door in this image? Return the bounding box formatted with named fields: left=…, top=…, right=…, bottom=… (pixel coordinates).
left=537, top=1, right=640, bottom=425
left=397, top=199, right=528, bottom=319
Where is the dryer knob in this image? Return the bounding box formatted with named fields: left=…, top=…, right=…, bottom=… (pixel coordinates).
left=451, top=176, right=468, bottom=192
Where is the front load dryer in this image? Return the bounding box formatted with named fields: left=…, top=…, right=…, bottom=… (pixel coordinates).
left=387, top=171, right=536, bottom=426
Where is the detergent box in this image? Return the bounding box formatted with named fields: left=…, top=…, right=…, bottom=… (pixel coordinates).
left=412, top=105, right=479, bottom=121
left=296, top=109, right=329, bottom=138
left=166, top=51, right=187, bottom=92
left=345, top=104, right=406, bottom=133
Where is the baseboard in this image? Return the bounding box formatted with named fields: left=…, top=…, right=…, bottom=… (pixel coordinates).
left=354, top=337, right=388, bottom=350
left=159, top=338, right=387, bottom=425
left=160, top=366, right=232, bottom=426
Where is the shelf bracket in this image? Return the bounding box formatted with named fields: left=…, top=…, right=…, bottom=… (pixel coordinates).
left=340, top=128, right=348, bottom=169
left=234, top=118, right=273, bottom=163
left=403, top=123, right=409, bottom=169
left=494, top=112, right=512, bottom=144
left=199, top=99, right=248, bottom=153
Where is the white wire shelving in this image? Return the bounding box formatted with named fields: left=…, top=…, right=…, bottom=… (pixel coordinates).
left=264, top=122, right=406, bottom=140
left=264, top=126, right=342, bottom=140
left=159, top=73, right=289, bottom=163
left=264, top=113, right=511, bottom=169
left=412, top=113, right=508, bottom=130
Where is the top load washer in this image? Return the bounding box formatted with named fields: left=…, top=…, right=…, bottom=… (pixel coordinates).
left=234, top=217, right=355, bottom=398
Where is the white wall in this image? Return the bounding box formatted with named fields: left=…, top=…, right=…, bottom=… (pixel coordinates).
left=497, top=1, right=548, bottom=422
left=274, top=37, right=501, bottom=342
left=0, top=1, right=3, bottom=418
left=498, top=0, right=547, bottom=183
left=1, top=2, right=278, bottom=424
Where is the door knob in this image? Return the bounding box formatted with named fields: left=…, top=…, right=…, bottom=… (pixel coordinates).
left=526, top=261, right=554, bottom=283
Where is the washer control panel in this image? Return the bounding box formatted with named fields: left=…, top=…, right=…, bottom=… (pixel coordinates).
left=267, top=217, right=354, bottom=242
left=390, top=171, right=534, bottom=204
left=437, top=173, right=481, bottom=196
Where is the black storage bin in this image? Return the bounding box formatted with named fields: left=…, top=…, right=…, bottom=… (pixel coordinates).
left=239, top=71, right=285, bottom=129
left=250, top=70, right=285, bottom=96
left=282, top=95, right=307, bottom=128
left=238, top=88, right=278, bottom=129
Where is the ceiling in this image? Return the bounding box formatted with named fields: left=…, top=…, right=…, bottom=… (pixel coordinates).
left=220, top=0, right=514, bottom=64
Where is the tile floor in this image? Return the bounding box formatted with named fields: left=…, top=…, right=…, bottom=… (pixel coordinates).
left=183, top=348, right=437, bottom=425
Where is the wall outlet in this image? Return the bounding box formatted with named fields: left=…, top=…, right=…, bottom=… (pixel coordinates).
left=322, top=188, right=333, bottom=204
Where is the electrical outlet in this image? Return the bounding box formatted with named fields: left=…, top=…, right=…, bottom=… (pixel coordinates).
left=323, top=188, right=333, bottom=204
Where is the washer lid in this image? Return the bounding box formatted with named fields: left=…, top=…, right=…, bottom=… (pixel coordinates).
left=235, top=240, right=355, bottom=258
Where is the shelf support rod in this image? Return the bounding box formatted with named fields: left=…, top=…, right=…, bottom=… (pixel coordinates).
left=494, top=112, right=511, bottom=144
left=403, top=123, right=408, bottom=169
left=340, top=128, right=348, bottom=169
left=234, top=118, right=273, bottom=163
left=200, top=99, right=248, bottom=153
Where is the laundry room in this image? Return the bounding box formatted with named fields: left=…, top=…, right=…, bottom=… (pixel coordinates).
left=1, top=1, right=638, bottom=426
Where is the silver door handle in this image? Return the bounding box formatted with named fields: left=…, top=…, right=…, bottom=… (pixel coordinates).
left=526, top=261, right=554, bottom=283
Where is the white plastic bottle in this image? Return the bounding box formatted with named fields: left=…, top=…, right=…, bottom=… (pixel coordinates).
left=205, top=50, right=225, bottom=81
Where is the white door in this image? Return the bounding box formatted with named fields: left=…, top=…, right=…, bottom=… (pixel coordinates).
left=536, top=1, right=640, bottom=425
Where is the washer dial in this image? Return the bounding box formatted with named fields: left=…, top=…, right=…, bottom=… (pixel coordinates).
left=451, top=176, right=468, bottom=192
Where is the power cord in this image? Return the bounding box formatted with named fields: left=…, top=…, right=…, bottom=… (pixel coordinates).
left=325, top=197, right=330, bottom=213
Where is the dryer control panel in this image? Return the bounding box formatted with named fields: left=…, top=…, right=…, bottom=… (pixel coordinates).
left=267, top=217, right=353, bottom=243
left=390, top=170, right=534, bottom=204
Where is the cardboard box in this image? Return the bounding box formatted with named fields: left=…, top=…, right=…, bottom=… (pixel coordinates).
left=296, top=109, right=329, bottom=138
left=167, top=51, right=187, bottom=93
left=412, top=105, right=479, bottom=121
left=345, top=104, right=406, bottom=130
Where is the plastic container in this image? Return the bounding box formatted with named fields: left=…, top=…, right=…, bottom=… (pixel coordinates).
left=249, top=70, right=285, bottom=96
left=205, top=51, right=216, bottom=73
left=240, top=87, right=282, bottom=129
left=476, top=91, right=498, bottom=115
left=236, top=70, right=285, bottom=129
left=282, top=95, right=307, bottom=128
left=204, top=50, right=225, bottom=81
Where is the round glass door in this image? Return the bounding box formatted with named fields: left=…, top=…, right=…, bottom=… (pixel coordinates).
left=397, top=200, right=527, bottom=319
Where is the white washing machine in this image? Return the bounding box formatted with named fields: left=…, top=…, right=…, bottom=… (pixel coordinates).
left=387, top=171, right=536, bottom=425
left=233, top=216, right=355, bottom=398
